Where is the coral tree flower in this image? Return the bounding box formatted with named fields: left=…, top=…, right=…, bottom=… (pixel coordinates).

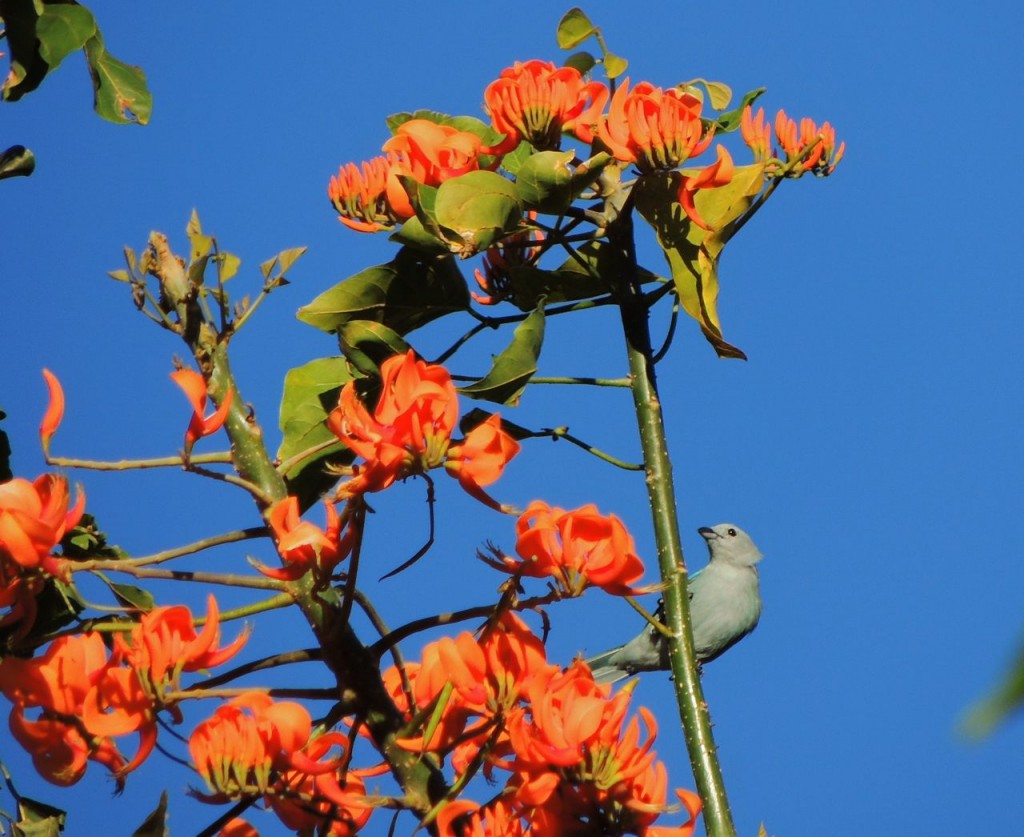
left=328, top=155, right=405, bottom=232
left=445, top=415, right=521, bottom=506
left=265, top=496, right=355, bottom=579
left=472, top=218, right=544, bottom=305
left=505, top=500, right=645, bottom=596
left=0, top=473, right=84, bottom=579
left=170, top=369, right=233, bottom=457
left=328, top=351, right=518, bottom=503
left=774, top=109, right=845, bottom=175
left=382, top=119, right=487, bottom=218
left=594, top=80, right=714, bottom=174
left=740, top=106, right=772, bottom=163
left=484, top=59, right=608, bottom=153
left=112, top=594, right=248, bottom=697
left=0, top=633, right=129, bottom=787
left=39, top=369, right=64, bottom=454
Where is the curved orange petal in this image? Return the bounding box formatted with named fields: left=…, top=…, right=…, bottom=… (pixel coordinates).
left=39, top=369, right=65, bottom=453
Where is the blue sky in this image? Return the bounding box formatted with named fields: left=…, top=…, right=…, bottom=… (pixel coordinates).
left=3, top=1, right=1023, bottom=834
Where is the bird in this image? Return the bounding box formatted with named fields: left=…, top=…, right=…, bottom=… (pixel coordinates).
left=586, top=523, right=763, bottom=684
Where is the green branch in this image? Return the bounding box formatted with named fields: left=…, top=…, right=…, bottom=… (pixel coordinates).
left=608, top=205, right=737, bottom=836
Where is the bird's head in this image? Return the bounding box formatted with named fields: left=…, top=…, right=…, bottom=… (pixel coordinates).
left=698, top=523, right=763, bottom=567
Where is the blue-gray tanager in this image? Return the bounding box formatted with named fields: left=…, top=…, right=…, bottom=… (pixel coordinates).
left=587, top=523, right=763, bottom=683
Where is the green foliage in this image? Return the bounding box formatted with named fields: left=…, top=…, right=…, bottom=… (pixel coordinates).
left=296, top=248, right=469, bottom=335
left=634, top=163, right=767, bottom=359
left=338, top=320, right=411, bottom=378
left=433, top=171, right=523, bottom=256
left=1, top=0, right=152, bottom=124
left=131, top=792, right=169, bottom=837
left=715, top=87, right=768, bottom=133
left=458, top=303, right=546, bottom=406
left=963, top=639, right=1024, bottom=737
left=277, top=356, right=353, bottom=509
left=556, top=7, right=627, bottom=78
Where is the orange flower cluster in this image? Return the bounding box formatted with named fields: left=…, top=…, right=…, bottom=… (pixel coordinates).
left=774, top=109, right=845, bottom=174
left=472, top=216, right=544, bottom=305
left=328, top=351, right=519, bottom=506
left=592, top=80, right=713, bottom=174
left=0, top=597, right=245, bottom=788
left=190, top=693, right=373, bottom=834
left=263, top=496, right=357, bottom=580
left=483, top=59, right=607, bottom=153
left=493, top=500, right=645, bottom=597
left=170, top=369, right=233, bottom=458
left=387, top=615, right=701, bottom=836
left=740, top=106, right=845, bottom=176
left=329, top=119, right=489, bottom=232
left=0, top=472, right=84, bottom=632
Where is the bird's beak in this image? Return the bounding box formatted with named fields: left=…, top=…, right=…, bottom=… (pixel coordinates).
left=698, top=526, right=717, bottom=541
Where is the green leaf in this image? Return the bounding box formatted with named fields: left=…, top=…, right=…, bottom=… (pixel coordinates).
left=35, top=4, right=97, bottom=74
left=338, top=321, right=411, bottom=378
left=1, top=1, right=46, bottom=101
left=278, top=357, right=353, bottom=465
left=131, top=792, right=168, bottom=837
left=564, top=51, right=596, bottom=75
left=277, top=246, right=307, bottom=274
left=515, top=150, right=576, bottom=214
left=963, top=640, right=1024, bottom=738
left=84, top=30, right=152, bottom=125
left=498, top=140, right=536, bottom=179
left=458, top=303, right=545, bottom=406
left=716, top=87, right=767, bottom=133
left=504, top=239, right=658, bottom=311
left=433, top=171, right=522, bottom=256
left=603, top=52, right=628, bottom=79
left=278, top=357, right=353, bottom=509
left=111, top=583, right=155, bottom=613
left=0, top=145, right=36, bottom=180
left=297, top=248, right=469, bottom=335
left=389, top=215, right=451, bottom=255
left=634, top=165, right=767, bottom=360
left=557, top=8, right=597, bottom=49
left=216, top=252, right=241, bottom=282
left=682, top=78, right=733, bottom=111
left=14, top=795, right=65, bottom=837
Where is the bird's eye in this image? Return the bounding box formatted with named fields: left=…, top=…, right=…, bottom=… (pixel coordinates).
left=727, top=528, right=737, bottom=536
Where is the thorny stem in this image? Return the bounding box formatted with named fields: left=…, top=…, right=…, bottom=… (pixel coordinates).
left=608, top=203, right=737, bottom=836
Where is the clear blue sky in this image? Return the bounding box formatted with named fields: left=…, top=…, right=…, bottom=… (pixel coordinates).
left=3, top=2, right=1023, bottom=834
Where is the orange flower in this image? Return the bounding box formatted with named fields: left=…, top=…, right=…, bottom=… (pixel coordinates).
left=472, top=218, right=544, bottom=305
left=0, top=473, right=84, bottom=578
left=328, top=351, right=459, bottom=496
left=328, top=155, right=407, bottom=232
left=774, top=109, right=845, bottom=175
left=269, top=732, right=375, bottom=836
left=0, top=633, right=130, bottom=787
left=678, top=144, right=735, bottom=231
left=39, top=369, right=64, bottom=454
left=483, top=59, right=608, bottom=153
left=505, top=500, right=645, bottom=596
left=190, top=692, right=316, bottom=798
left=595, top=80, right=713, bottom=173
left=445, top=415, right=521, bottom=509
left=219, top=820, right=259, bottom=837
left=740, top=106, right=771, bottom=162
left=437, top=799, right=527, bottom=837
left=112, top=594, right=248, bottom=696
left=265, top=496, right=355, bottom=579
left=383, top=119, right=487, bottom=217
left=170, top=369, right=233, bottom=457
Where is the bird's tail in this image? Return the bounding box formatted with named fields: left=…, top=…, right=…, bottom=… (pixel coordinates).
left=584, top=646, right=630, bottom=685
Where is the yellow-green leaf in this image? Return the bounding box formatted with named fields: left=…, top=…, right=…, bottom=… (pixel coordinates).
left=557, top=8, right=597, bottom=49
